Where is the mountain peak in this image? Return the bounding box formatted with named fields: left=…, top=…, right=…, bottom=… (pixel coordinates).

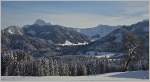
left=5, top=26, right=23, bottom=35
left=34, top=19, right=51, bottom=26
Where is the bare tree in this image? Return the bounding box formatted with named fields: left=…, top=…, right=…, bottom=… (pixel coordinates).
left=122, top=32, right=141, bottom=72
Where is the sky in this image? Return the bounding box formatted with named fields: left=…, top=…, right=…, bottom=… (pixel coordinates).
left=1, top=1, right=149, bottom=28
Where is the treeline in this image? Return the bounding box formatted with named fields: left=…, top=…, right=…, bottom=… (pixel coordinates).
left=1, top=50, right=148, bottom=76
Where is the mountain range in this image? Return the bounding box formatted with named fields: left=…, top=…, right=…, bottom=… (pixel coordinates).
left=74, top=25, right=120, bottom=41
left=1, top=19, right=149, bottom=58
left=76, top=20, right=149, bottom=59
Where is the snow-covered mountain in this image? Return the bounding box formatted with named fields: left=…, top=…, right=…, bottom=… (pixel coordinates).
left=2, top=27, right=56, bottom=55
left=33, top=19, right=51, bottom=26
left=1, top=19, right=90, bottom=57
left=23, top=19, right=90, bottom=44
left=77, top=20, right=149, bottom=56
left=75, top=25, right=120, bottom=41
left=4, top=26, right=24, bottom=35
left=1, top=19, right=149, bottom=58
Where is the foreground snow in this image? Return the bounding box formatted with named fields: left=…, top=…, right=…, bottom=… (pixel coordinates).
left=1, top=71, right=149, bottom=81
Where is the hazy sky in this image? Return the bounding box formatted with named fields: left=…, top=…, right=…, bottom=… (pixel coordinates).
left=1, top=1, right=149, bottom=28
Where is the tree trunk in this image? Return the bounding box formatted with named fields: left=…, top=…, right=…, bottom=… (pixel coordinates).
left=122, top=57, right=131, bottom=72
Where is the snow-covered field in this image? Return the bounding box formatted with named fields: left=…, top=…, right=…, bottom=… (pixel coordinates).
left=57, top=40, right=88, bottom=46
left=84, top=51, right=124, bottom=58
left=1, top=71, right=149, bottom=81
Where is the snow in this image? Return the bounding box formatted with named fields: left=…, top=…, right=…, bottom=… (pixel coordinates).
left=8, top=29, right=14, bottom=34
left=1, top=71, right=149, bottom=81
left=77, top=42, right=88, bottom=45
left=56, top=40, right=73, bottom=46
left=95, top=54, right=114, bottom=58
left=91, top=39, right=96, bottom=42
left=57, top=40, right=88, bottom=46
left=34, top=19, right=51, bottom=26
left=7, top=26, right=23, bottom=35
left=64, top=40, right=73, bottom=45
left=95, top=52, right=122, bottom=58
left=85, top=52, right=124, bottom=58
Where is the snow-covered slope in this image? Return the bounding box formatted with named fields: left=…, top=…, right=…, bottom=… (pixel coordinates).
left=4, top=26, right=24, bottom=35
left=78, top=20, right=149, bottom=54
left=1, top=71, right=149, bottom=81
left=75, top=25, right=120, bottom=41
left=23, top=19, right=90, bottom=44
